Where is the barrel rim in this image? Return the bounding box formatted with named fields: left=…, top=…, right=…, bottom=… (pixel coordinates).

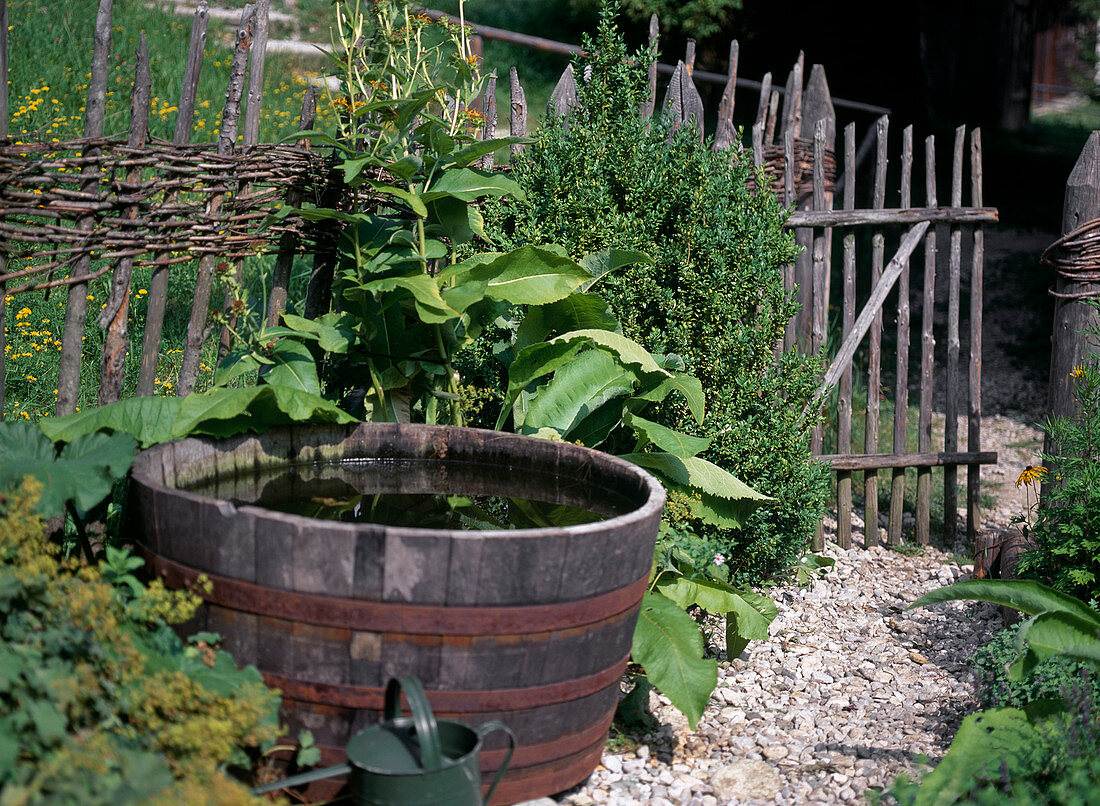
left=131, top=422, right=666, bottom=541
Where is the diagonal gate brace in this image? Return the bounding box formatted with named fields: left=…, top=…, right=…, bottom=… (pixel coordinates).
left=807, top=220, right=930, bottom=415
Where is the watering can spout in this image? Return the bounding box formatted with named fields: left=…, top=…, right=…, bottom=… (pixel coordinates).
left=251, top=763, right=353, bottom=795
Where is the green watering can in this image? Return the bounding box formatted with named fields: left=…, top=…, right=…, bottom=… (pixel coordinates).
left=253, top=677, right=515, bottom=806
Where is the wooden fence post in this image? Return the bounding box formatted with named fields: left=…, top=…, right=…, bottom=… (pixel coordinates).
left=97, top=35, right=151, bottom=406
left=801, top=63, right=835, bottom=350
left=662, top=60, right=704, bottom=139
left=266, top=85, right=318, bottom=327
left=968, top=129, right=984, bottom=543
left=865, top=114, right=889, bottom=546
left=916, top=134, right=937, bottom=545
left=945, top=125, right=965, bottom=544
left=178, top=2, right=255, bottom=396
left=836, top=122, right=857, bottom=549
left=712, top=40, right=739, bottom=151
left=0, top=0, right=8, bottom=419
left=1046, top=132, right=1100, bottom=439
left=137, top=0, right=208, bottom=397
left=753, top=71, right=771, bottom=145
left=479, top=71, right=497, bottom=169
left=509, top=66, right=526, bottom=152
left=811, top=118, right=829, bottom=551
left=242, top=0, right=270, bottom=147
left=548, top=64, right=578, bottom=117
left=56, top=0, right=113, bottom=416
left=219, top=0, right=269, bottom=359
left=888, top=125, right=913, bottom=545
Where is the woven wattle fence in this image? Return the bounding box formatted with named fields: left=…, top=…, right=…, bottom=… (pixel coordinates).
left=0, top=137, right=333, bottom=292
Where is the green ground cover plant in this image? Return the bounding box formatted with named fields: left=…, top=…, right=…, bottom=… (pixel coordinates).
left=478, top=2, right=829, bottom=585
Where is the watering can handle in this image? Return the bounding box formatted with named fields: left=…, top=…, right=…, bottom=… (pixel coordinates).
left=385, top=676, right=444, bottom=772
left=476, top=722, right=516, bottom=805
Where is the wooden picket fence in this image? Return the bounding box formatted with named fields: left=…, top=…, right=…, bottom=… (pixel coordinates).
left=0, top=1, right=998, bottom=548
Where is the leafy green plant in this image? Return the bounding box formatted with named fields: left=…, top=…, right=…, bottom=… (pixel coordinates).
left=971, top=623, right=1100, bottom=712
left=484, top=276, right=773, bottom=725
left=896, top=580, right=1100, bottom=805
left=0, top=421, right=135, bottom=517
left=912, top=580, right=1100, bottom=680
left=481, top=3, right=829, bottom=585
left=217, top=0, right=605, bottom=427
left=0, top=479, right=282, bottom=805
left=1015, top=307, right=1100, bottom=603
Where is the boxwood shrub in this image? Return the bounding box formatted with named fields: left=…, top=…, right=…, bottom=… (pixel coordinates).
left=481, top=4, right=829, bottom=583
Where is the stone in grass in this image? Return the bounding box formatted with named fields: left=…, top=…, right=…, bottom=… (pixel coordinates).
left=710, top=759, right=783, bottom=800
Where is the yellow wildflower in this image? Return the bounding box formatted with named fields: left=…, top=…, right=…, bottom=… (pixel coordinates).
left=1015, top=465, right=1047, bottom=488
left=1070, top=365, right=1086, bottom=379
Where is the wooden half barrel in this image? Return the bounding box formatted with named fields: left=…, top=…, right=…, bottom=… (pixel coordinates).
left=127, top=423, right=664, bottom=805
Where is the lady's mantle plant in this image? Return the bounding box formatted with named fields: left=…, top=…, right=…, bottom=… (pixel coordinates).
left=0, top=478, right=281, bottom=805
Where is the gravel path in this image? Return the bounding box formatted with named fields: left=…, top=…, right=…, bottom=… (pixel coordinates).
left=529, top=537, right=1001, bottom=806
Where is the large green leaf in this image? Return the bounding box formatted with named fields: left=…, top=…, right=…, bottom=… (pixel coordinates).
left=171, top=386, right=356, bottom=439
left=469, top=246, right=591, bottom=306
left=215, top=349, right=265, bottom=387
left=910, top=580, right=1100, bottom=629
left=280, top=313, right=355, bottom=354
left=655, top=575, right=775, bottom=641
left=633, top=372, right=706, bottom=425
left=420, top=167, right=526, bottom=203
left=566, top=398, right=626, bottom=448
left=0, top=423, right=136, bottom=515
left=622, top=453, right=771, bottom=529
left=513, top=293, right=621, bottom=355
left=451, top=136, right=532, bottom=167
left=366, top=180, right=428, bottom=218
left=624, top=413, right=711, bottom=458
left=913, top=708, right=1046, bottom=806
left=359, top=273, right=461, bottom=324
left=550, top=329, right=669, bottom=377
left=40, top=397, right=184, bottom=448
left=522, top=350, right=636, bottom=435
left=261, top=339, right=320, bottom=395
left=631, top=591, right=717, bottom=729
left=427, top=195, right=486, bottom=245
left=1008, top=610, right=1100, bottom=680
left=578, top=248, right=652, bottom=291
left=495, top=341, right=582, bottom=429
left=621, top=452, right=769, bottom=502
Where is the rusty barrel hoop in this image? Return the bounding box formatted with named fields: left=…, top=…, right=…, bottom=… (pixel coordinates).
left=127, top=423, right=665, bottom=805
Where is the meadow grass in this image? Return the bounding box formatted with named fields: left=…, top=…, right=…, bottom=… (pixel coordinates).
left=3, top=0, right=333, bottom=419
